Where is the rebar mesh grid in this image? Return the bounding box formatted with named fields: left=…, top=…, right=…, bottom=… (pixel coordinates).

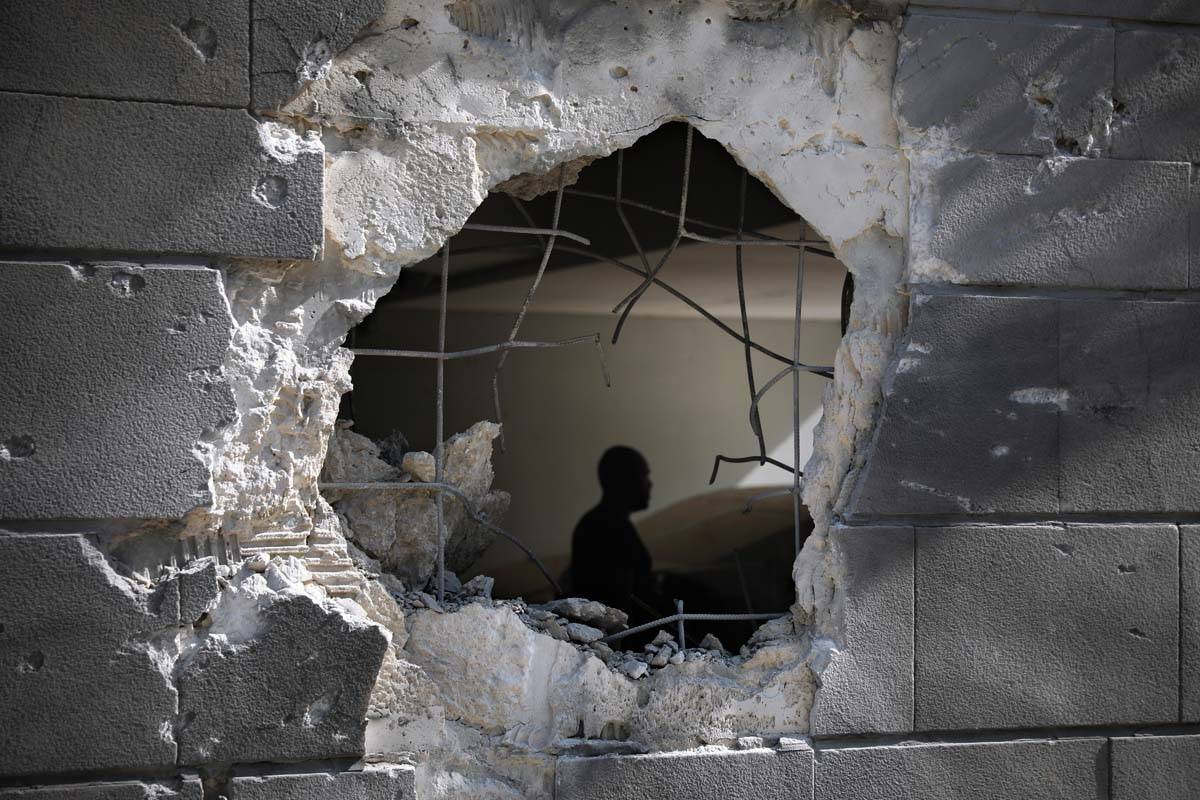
left=323, top=124, right=836, bottom=639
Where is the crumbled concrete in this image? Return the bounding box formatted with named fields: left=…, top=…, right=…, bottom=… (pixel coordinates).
left=324, top=421, right=511, bottom=586
left=176, top=559, right=391, bottom=764
left=538, top=598, right=629, bottom=633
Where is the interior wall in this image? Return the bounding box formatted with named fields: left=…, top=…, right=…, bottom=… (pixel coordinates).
left=349, top=307, right=841, bottom=595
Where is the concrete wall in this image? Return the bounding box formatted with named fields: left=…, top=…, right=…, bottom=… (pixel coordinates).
left=350, top=309, right=839, bottom=591
left=2, top=1, right=1199, bottom=799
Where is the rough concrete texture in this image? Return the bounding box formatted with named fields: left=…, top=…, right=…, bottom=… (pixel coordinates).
left=0, top=94, right=323, bottom=260
left=0, top=534, right=178, bottom=777
left=815, top=738, right=1108, bottom=800
left=851, top=293, right=1059, bottom=515
left=176, top=560, right=390, bottom=765
left=896, top=15, right=1114, bottom=156
left=809, top=525, right=913, bottom=736
left=1183, top=526, right=1200, bottom=721
left=908, top=152, right=1189, bottom=288
left=557, top=748, right=813, bottom=800
left=0, top=262, right=235, bottom=519
left=324, top=421, right=511, bottom=586
left=252, top=0, right=387, bottom=109
left=852, top=294, right=1200, bottom=516
left=915, top=524, right=1178, bottom=731
left=225, top=766, right=416, bottom=799
left=0, top=1, right=249, bottom=105
left=1111, top=735, right=1200, bottom=800
left=1113, top=29, right=1200, bottom=162
left=0, top=779, right=202, bottom=799
left=1059, top=299, right=1200, bottom=513
left=190, top=1, right=909, bottom=663
left=908, top=0, right=1200, bottom=23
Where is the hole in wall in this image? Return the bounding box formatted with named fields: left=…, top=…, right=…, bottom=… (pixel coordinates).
left=326, top=122, right=850, bottom=654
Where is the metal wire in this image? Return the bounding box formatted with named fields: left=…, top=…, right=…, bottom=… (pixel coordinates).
left=610, top=125, right=693, bottom=343
left=462, top=223, right=591, bottom=246
left=708, top=454, right=795, bottom=485
left=347, top=122, right=835, bottom=640
left=435, top=243, right=449, bottom=603
left=599, top=611, right=786, bottom=645
left=492, top=166, right=570, bottom=452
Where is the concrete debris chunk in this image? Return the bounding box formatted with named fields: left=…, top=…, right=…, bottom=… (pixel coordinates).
left=540, top=616, right=572, bottom=642
left=699, top=633, right=727, bottom=653
left=323, top=421, right=510, bottom=588
left=621, top=659, right=650, bottom=680
left=462, top=574, right=494, bottom=599
left=402, top=450, right=436, bottom=482
left=652, top=630, right=676, bottom=647
left=176, top=563, right=390, bottom=765
left=542, top=598, right=630, bottom=633
left=566, top=622, right=605, bottom=644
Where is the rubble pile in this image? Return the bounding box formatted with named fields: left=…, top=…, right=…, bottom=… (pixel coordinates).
left=321, top=420, right=510, bottom=587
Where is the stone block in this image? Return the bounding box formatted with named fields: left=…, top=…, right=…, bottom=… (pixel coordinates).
left=0, top=534, right=178, bottom=777
left=815, top=738, right=1107, bottom=800
left=897, top=15, right=1113, bottom=155
left=178, top=558, right=221, bottom=623
left=1113, top=30, right=1200, bottom=162
left=556, top=748, right=813, bottom=800
left=1059, top=299, right=1200, bottom=513
left=810, top=526, right=913, bottom=736
left=0, top=779, right=202, bottom=799
left=0, top=1, right=249, bottom=105
left=252, top=0, right=386, bottom=108
left=177, top=587, right=390, bottom=764
left=915, top=524, right=1178, bottom=731
left=0, top=262, right=235, bottom=519
left=1183, top=527, right=1200, bottom=720
left=0, top=93, right=323, bottom=260
left=1111, top=735, right=1200, bottom=800
left=226, top=767, right=416, bottom=799
left=909, top=153, right=1189, bottom=289
left=908, top=0, right=1200, bottom=23
left=850, top=294, right=1060, bottom=516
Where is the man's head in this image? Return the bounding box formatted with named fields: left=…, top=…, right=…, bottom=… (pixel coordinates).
left=598, top=445, right=652, bottom=511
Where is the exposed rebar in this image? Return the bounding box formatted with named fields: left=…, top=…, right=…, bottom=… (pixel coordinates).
left=599, top=611, right=786, bottom=645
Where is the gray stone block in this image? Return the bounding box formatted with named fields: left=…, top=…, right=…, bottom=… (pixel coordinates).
left=810, top=526, right=913, bottom=736
left=0, top=1, right=249, bottom=106
left=177, top=591, right=390, bottom=764
left=1113, top=30, right=1200, bottom=162
left=252, top=0, right=386, bottom=109
left=0, top=534, right=178, bottom=777
left=0, top=93, right=323, bottom=260
left=0, top=262, right=235, bottom=519
left=1112, top=735, right=1200, bottom=800
left=1059, top=299, right=1200, bottom=513
left=557, top=748, right=813, bottom=800
left=909, top=153, right=1189, bottom=289
left=897, top=15, right=1113, bottom=155
left=915, top=524, right=1178, bottom=731
left=0, top=778, right=202, bottom=799
left=909, top=0, right=1200, bottom=23
left=178, top=558, right=220, bottom=623
left=815, top=738, right=1107, bottom=800
left=1183, top=527, right=1200, bottom=720
left=226, top=768, right=416, bottom=800
left=850, top=294, right=1060, bottom=516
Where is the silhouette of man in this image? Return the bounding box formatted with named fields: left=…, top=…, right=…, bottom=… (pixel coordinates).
left=569, top=446, right=657, bottom=619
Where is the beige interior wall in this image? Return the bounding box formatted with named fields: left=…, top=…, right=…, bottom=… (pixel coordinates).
left=351, top=307, right=841, bottom=596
